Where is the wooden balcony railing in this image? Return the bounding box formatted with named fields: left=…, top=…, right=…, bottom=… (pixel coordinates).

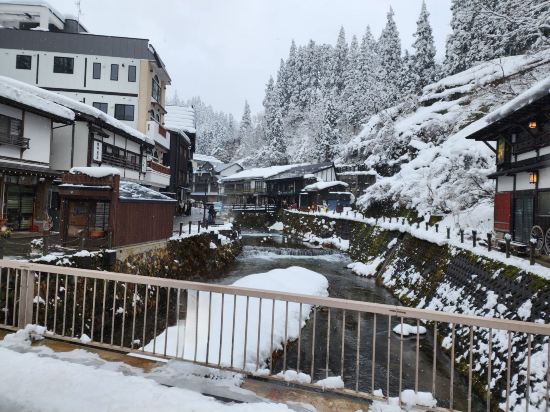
left=0, top=133, right=30, bottom=149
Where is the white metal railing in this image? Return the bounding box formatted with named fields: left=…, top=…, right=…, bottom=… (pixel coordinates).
left=0, top=260, right=549, bottom=411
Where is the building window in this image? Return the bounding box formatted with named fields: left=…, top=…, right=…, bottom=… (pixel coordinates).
left=53, top=56, right=74, bottom=74
left=114, top=104, right=134, bottom=121
left=92, top=62, right=101, bottom=79
left=110, top=64, right=119, bottom=81
left=152, top=75, right=161, bottom=101
left=16, top=55, right=31, bottom=70
left=92, top=102, right=108, bottom=113
left=128, top=65, right=136, bottom=82
left=497, top=137, right=509, bottom=165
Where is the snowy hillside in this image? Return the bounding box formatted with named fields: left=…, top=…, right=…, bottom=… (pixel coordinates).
left=342, top=48, right=550, bottom=231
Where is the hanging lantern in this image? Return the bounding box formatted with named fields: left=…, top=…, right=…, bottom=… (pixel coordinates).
left=529, top=120, right=537, bottom=129
left=529, top=171, right=538, bottom=185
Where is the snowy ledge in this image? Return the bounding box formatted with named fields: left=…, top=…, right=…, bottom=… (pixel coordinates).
left=286, top=210, right=550, bottom=281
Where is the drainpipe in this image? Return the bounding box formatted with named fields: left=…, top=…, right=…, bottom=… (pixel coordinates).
left=70, top=123, right=75, bottom=168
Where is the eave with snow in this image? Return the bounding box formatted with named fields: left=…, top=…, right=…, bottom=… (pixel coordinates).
left=463, top=77, right=550, bottom=247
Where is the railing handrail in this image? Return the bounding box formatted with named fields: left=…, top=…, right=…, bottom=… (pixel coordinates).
left=2, top=259, right=548, bottom=335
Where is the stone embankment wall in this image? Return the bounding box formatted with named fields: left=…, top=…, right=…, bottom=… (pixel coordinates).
left=31, top=229, right=242, bottom=280
left=281, top=210, right=550, bottom=409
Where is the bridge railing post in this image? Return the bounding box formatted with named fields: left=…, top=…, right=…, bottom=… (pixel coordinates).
left=17, top=268, right=34, bottom=329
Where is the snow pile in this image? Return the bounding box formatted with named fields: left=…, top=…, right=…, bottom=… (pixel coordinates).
left=69, top=166, right=121, bottom=178
left=143, top=267, right=328, bottom=371
left=276, top=370, right=312, bottom=384
left=0, top=347, right=290, bottom=411
left=370, top=390, right=437, bottom=412
left=193, top=153, right=223, bottom=164
left=314, top=376, right=345, bottom=389
left=342, top=48, right=550, bottom=226
left=302, top=233, right=349, bottom=251
left=0, top=75, right=74, bottom=121
left=347, top=256, right=384, bottom=277
left=119, top=181, right=175, bottom=202
left=392, top=324, right=427, bottom=337
left=303, top=180, right=349, bottom=192
left=269, top=221, right=284, bottom=231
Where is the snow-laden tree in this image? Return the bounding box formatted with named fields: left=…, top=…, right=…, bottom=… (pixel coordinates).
left=263, top=77, right=288, bottom=165
left=411, top=0, right=437, bottom=92
left=377, top=7, right=403, bottom=109
left=315, top=98, right=340, bottom=162
left=327, top=27, right=349, bottom=97
left=341, top=35, right=363, bottom=131
left=399, top=50, right=417, bottom=96
left=357, top=26, right=381, bottom=117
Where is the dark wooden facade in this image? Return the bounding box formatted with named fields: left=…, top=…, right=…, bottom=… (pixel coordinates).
left=59, top=172, right=175, bottom=247
left=466, top=86, right=550, bottom=250
left=168, top=129, right=195, bottom=207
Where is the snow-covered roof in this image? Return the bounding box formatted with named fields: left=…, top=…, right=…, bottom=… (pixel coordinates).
left=221, top=164, right=299, bottom=182
left=0, top=76, right=74, bottom=121
left=269, top=162, right=333, bottom=180
left=165, top=105, right=196, bottom=135
left=119, top=181, right=175, bottom=202
left=69, top=166, right=120, bottom=178
left=337, top=170, right=377, bottom=176
left=303, top=181, right=349, bottom=192
left=193, top=154, right=223, bottom=164
left=458, top=76, right=550, bottom=142
left=0, top=76, right=153, bottom=146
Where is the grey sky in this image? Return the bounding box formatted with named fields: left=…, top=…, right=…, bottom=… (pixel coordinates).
left=49, top=0, right=452, bottom=118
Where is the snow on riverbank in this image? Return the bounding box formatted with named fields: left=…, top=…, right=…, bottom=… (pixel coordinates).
left=0, top=346, right=290, bottom=412
left=144, top=266, right=329, bottom=372
left=288, top=209, right=550, bottom=281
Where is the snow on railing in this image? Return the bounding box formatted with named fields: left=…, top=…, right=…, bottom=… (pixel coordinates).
left=0, top=260, right=548, bottom=411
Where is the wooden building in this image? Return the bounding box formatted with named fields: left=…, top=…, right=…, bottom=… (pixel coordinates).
left=336, top=165, right=376, bottom=198
left=266, top=162, right=337, bottom=206
left=59, top=167, right=175, bottom=247
left=299, top=181, right=352, bottom=210
left=464, top=78, right=550, bottom=250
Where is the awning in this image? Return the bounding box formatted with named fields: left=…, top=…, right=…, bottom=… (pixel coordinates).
left=0, top=161, right=62, bottom=178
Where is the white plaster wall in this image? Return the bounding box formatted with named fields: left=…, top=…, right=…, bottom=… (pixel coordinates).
left=0, top=102, right=22, bottom=119
left=50, top=123, right=73, bottom=170
left=497, top=176, right=514, bottom=192
left=516, top=150, right=537, bottom=162
left=22, top=112, right=50, bottom=163
left=516, top=172, right=534, bottom=191
left=538, top=167, right=550, bottom=189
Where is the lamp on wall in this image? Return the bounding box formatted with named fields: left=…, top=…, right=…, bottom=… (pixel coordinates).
left=529, top=171, right=538, bottom=185
left=529, top=120, right=538, bottom=129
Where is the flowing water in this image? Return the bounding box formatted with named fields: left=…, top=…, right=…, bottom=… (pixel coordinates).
left=211, top=231, right=484, bottom=411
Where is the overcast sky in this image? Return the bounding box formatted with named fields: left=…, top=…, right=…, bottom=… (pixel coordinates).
left=49, top=0, right=452, bottom=118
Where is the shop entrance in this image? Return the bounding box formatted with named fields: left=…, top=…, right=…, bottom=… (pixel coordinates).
left=6, top=185, right=35, bottom=231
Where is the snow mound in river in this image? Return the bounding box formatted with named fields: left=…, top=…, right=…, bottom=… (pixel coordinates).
left=144, top=266, right=328, bottom=371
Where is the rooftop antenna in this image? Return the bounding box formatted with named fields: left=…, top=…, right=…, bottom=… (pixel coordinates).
left=75, top=0, right=82, bottom=32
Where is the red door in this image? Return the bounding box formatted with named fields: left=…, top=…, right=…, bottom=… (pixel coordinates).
left=494, top=192, right=512, bottom=233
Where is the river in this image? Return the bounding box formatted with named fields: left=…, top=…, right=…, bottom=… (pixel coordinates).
left=212, top=231, right=484, bottom=411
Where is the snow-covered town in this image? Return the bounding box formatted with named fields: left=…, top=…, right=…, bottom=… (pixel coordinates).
left=0, top=0, right=549, bottom=411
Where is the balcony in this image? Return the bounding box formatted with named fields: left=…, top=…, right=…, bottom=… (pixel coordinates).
left=144, top=159, right=170, bottom=188
left=101, top=153, right=141, bottom=172
left=0, top=133, right=30, bottom=150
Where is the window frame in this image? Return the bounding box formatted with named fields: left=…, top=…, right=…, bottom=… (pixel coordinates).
left=152, top=75, right=161, bottom=101
left=92, top=102, right=108, bottom=114
left=110, top=64, right=119, bottom=81
left=114, top=104, right=134, bottom=121
left=92, top=62, right=101, bottom=79
left=53, top=56, right=74, bottom=74
left=16, top=55, right=32, bottom=70
left=128, top=65, right=136, bottom=82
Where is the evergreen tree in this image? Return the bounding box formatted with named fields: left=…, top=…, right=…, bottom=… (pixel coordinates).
left=399, top=50, right=417, bottom=95
left=263, top=77, right=287, bottom=165
left=341, top=35, right=363, bottom=130
left=411, top=1, right=437, bottom=92
left=315, top=98, right=339, bottom=162
left=328, top=26, right=349, bottom=96
left=377, top=7, right=403, bottom=108
left=357, top=26, right=381, bottom=117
